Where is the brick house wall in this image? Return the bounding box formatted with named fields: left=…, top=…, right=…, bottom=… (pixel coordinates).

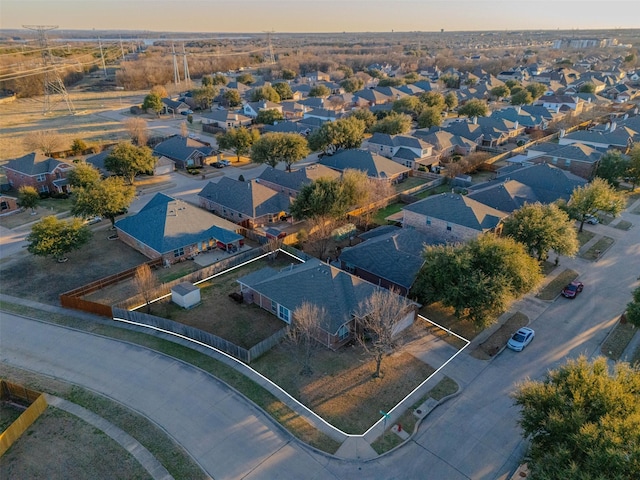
left=530, top=155, right=596, bottom=180
left=403, top=210, right=482, bottom=243
left=199, top=197, right=281, bottom=229
left=4, top=164, right=73, bottom=194
left=253, top=179, right=298, bottom=199
left=0, top=195, right=19, bottom=215
left=117, top=228, right=200, bottom=264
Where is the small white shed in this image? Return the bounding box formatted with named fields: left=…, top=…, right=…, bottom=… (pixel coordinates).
left=171, top=282, right=201, bottom=309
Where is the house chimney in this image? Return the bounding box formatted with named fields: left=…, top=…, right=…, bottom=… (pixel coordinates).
left=472, top=116, right=477, bottom=124
left=516, top=105, right=521, bottom=114
left=514, top=121, right=519, bottom=130
left=610, top=122, right=617, bottom=133
left=234, top=114, right=239, bottom=121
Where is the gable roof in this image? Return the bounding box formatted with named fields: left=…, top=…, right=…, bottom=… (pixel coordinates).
left=403, top=193, right=506, bottom=231
left=238, top=258, right=391, bottom=334
left=257, top=164, right=341, bottom=192
left=467, top=180, right=539, bottom=213
left=115, top=193, right=242, bottom=254
left=3, top=152, right=71, bottom=176
left=319, top=149, right=410, bottom=179
left=531, top=143, right=604, bottom=164
left=339, top=228, right=432, bottom=290
left=153, top=136, right=214, bottom=162
left=198, top=177, right=291, bottom=218
left=413, top=130, right=477, bottom=152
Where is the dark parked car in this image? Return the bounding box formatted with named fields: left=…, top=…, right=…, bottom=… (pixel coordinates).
left=211, top=161, right=224, bottom=168
left=561, top=281, right=584, bottom=298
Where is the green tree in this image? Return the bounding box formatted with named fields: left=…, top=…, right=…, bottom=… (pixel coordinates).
left=412, top=235, right=542, bottom=326
left=457, top=99, right=488, bottom=118
left=340, top=77, right=364, bottom=93
left=569, top=177, right=625, bottom=232
left=505, top=79, right=520, bottom=89
left=223, top=89, right=242, bottom=107
left=337, top=65, right=353, bottom=78
left=502, top=203, right=579, bottom=261
left=281, top=69, right=296, bottom=80
left=17, top=186, right=40, bottom=213
left=27, top=216, right=92, bottom=262
left=272, top=82, right=293, bottom=100
left=255, top=109, right=284, bottom=125
left=250, top=132, right=309, bottom=172
left=419, top=91, right=446, bottom=111
left=490, top=85, right=511, bottom=100
left=307, top=117, right=365, bottom=154
left=105, top=142, right=156, bottom=184
left=392, top=96, right=423, bottom=118
left=348, top=109, right=376, bottom=130
left=192, top=85, right=218, bottom=110
left=626, top=144, right=640, bottom=190
left=67, top=163, right=101, bottom=189
left=377, top=77, right=405, bottom=87
left=579, top=82, right=597, bottom=94
left=308, top=85, right=331, bottom=97
left=370, top=112, right=412, bottom=135
left=210, top=73, right=227, bottom=86
left=201, top=75, right=212, bottom=87
left=596, top=150, right=629, bottom=187
left=403, top=72, right=422, bottom=84
left=444, top=92, right=458, bottom=111
left=626, top=286, right=640, bottom=327
left=511, top=90, right=533, bottom=105
left=513, top=356, right=640, bottom=480
left=251, top=86, right=280, bottom=103
left=236, top=73, right=255, bottom=85
left=142, top=93, right=163, bottom=116
left=290, top=177, right=352, bottom=221
left=70, top=138, right=87, bottom=156
left=72, top=176, right=135, bottom=229
left=525, top=82, right=547, bottom=99
left=440, top=74, right=459, bottom=89
left=217, top=127, right=260, bottom=162
left=417, top=107, right=442, bottom=129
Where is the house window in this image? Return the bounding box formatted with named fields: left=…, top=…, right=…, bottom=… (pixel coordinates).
left=238, top=213, right=242, bottom=218
left=36, top=174, right=46, bottom=182
left=426, top=217, right=431, bottom=225
left=551, top=157, right=557, bottom=164
left=1, top=201, right=8, bottom=211
left=344, top=262, right=355, bottom=274
left=271, top=300, right=277, bottom=313
left=565, top=159, right=571, bottom=166
left=338, top=324, right=350, bottom=340
left=278, top=304, right=291, bottom=324
left=446, top=223, right=452, bottom=231
left=173, top=247, right=184, bottom=258
left=39, top=185, right=49, bottom=193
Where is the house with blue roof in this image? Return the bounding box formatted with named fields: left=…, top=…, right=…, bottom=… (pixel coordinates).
left=319, top=149, right=411, bottom=183
left=152, top=135, right=214, bottom=169
left=237, top=257, right=417, bottom=350
left=115, top=193, right=243, bottom=264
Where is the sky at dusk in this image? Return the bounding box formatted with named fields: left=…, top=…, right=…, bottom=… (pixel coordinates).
left=2, top=0, right=639, bottom=33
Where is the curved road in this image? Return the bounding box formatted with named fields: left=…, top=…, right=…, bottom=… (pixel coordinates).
left=2, top=200, right=639, bottom=479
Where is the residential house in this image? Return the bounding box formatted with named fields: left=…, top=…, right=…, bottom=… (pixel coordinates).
left=353, top=88, right=392, bottom=106
left=558, top=123, right=639, bottom=151
left=242, top=100, right=283, bottom=119
left=402, top=193, right=507, bottom=243
left=525, top=143, right=604, bottom=179
left=303, top=107, right=340, bottom=122
left=466, top=163, right=587, bottom=212
left=237, top=257, right=416, bottom=350
left=412, top=130, right=478, bottom=160
left=257, top=165, right=341, bottom=198
left=3, top=152, right=74, bottom=194
left=280, top=100, right=307, bottom=119
left=85, top=148, right=113, bottom=177
left=262, top=120, right=310, bottom=135
left=201, top=110, right=253, bottom=131
left=153, top=136, right=214, bottom=169
left=338, top=226, right=433, bottom=295
left=161, top=98, right=191, bottom=115
left=366, top=133, right=437, bottom=170
left=304, top=71, right=331, bottom=83
left=198, top=177, right=291, bottom=228
left=319, top=149, right=411, bottom=184
left=491, top=106, right=548, bottom=131
left=115, top=193, right=244, bottom=264
left=0, top=194, right=19, bottom=215
left=534, top=94, right=585, bottom=114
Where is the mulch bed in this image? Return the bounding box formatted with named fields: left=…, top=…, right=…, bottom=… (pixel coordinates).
left=471, top=312, right=529, bottom=360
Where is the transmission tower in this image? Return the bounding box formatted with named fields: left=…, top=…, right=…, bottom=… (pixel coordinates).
left=172, top=42, right=180, bottom=86
left=182, top=43, right=191, bottom=86
left=23, top=25, right=75, bottom=114
left=263, top=30, right=275, bottom=64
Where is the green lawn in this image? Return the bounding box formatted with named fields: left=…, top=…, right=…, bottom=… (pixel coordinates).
left=371, top=202, right=404, bottom=225
left=536, top=269, right=578, bottom=301
left=414, top=184, right=450, bottom=200
left=580, top=236, right=615, bottom=261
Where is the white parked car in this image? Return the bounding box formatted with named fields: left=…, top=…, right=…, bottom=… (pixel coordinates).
left=507, top=327, right=535, bottom=352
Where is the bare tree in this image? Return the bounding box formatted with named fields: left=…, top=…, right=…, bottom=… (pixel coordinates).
left=180, top=121, right=188, bottom=138
left=133, top=264, right=160, bottom=313
left=263, top=236, right=283, bottom=260
left=288, top=302, right=325, bottom=376
left=307, top=216, right=336, bottom=260
left=357, top=288, right=413, bottom=378
left=23, top=130, right=66, bottom=156
left=124, top=118, right=149, bottom=146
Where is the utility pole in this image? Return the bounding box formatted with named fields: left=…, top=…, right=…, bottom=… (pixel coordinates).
left=172, top=42, right=180, bottom=86
left=98, top=36, right=107, bottom=77
left=119, top=35, right=126, bottom=60
left=22, top=25, right=75, bottom=115
left=263, top=30, right=275, bottom=64
left=182, top=43, right=191, bottom=86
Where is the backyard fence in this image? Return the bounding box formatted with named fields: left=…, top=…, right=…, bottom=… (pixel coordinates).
left=0, top=381, right=48, bottom=457
left=112, top=307, right=286, bottom=363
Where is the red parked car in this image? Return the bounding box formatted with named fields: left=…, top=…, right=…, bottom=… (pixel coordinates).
left=562, top=281, right=584, bottom=298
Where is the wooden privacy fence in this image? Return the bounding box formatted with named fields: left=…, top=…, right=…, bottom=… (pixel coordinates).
left=0, top=380, right=48, bottom=457
left=112, top=308, right=286, bottom=363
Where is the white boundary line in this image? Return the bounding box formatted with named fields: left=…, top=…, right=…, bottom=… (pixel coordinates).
left=117, top=248, right=470, bottom=439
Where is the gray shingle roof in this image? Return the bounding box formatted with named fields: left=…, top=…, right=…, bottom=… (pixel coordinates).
left=319, top=149, right=410, bottom=179
left=3, top=152, right=69, bottom=176
left=198, top=177, right=291, bottom=218
left=403, top=193, right=506, bottom=231
left=237, top=258, right=386, bottom=334
left=467, top=180, right=538, bottom=213
left=115, top=193, right=242, bottom=254
left=339, top=228, right=432, bottom=290
left=257, top=165, right=340, bottom=192
left=153, top=136, right=213, bottom=162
